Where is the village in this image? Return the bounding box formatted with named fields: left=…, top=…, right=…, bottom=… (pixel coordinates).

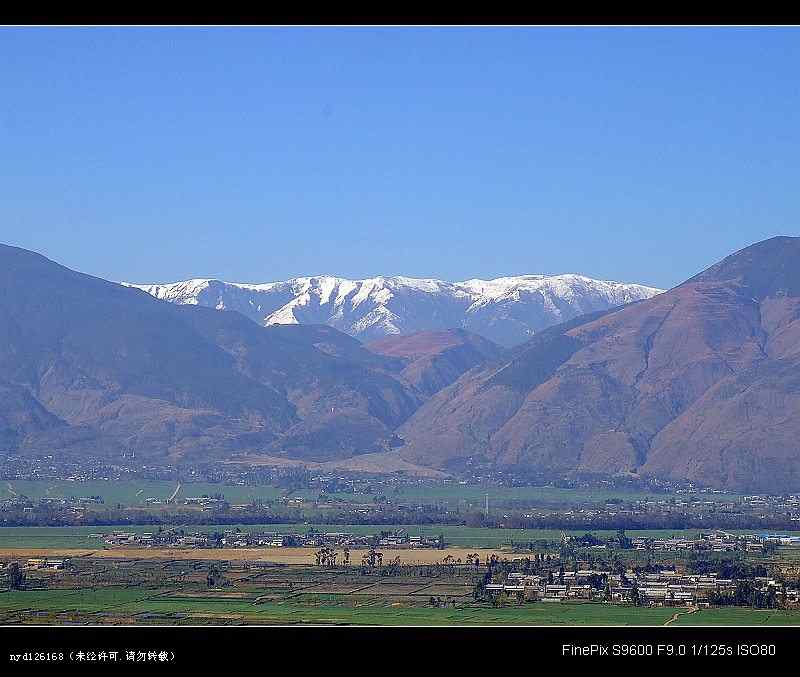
left=483, top=567, right=797, bottom=607
left=627, top=530, right=800, bottom=552
left=96, top=527, right=444, bottom=550
left=6, top=526, right=800, bottom=613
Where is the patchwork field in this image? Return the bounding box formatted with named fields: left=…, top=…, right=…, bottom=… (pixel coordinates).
left=4, top=551, right=800, bottom=626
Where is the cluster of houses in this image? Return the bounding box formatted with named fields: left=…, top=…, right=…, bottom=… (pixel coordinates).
left=628, top=531, right=800, bottom=553
left=375, top=530, right=443, bottom=549
left=486, top=568, right=798, bottom=607
left=95, top=528, right=443, bottom=550
left=23, top=558, right=69, bottom=570
left=99, top=531, right=152, bottom=547
left=743, top=495, right=800, bottom=509
left=98, top=530, right=213, bottom=548
left=0, top=494, right=96, bottom=519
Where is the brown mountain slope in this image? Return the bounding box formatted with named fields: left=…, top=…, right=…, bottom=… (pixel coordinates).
left=399, top=237, right=800, bottom=492
left=366, top=329, right=503, bottom=397
left=181, top=311, right=422, bottom=461
left=0, top=244, right=422, bottom=464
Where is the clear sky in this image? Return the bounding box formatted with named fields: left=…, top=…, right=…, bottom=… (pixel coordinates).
left=1, top=26, right=798, bottom=289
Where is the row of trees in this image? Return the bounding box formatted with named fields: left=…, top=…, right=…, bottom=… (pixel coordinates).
left=314, top=547, right=348, bottom=566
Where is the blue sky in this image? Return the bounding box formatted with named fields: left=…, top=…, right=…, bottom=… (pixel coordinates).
left=1, top=26, right=798, bottom=289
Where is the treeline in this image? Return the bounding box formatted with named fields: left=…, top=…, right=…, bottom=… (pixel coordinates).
left=2, top=504, right=798, bottom=531
left=686, top=555, right=769, bottom=579
left=709, top=580, right=782, bottom=608
left=0, top=506, right=460, bottom=528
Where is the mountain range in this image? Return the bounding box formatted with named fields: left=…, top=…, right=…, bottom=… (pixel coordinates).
left=125, top=274, right=662, bottom=347
left=2, top=237, right=799, bottom=491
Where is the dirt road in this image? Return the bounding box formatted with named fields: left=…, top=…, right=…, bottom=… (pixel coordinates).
left=664, top=605, right=699, bottom=626
left=167, top=482, right=182, bottom=503
left=0, top=546, right=511, bottom=566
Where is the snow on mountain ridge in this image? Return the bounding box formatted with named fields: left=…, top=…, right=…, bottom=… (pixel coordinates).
left=124, top=273, right=663, bottom=347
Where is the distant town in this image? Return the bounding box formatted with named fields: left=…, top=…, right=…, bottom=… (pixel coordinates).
left=5, top=452, right=800, bottom=625
left=4, top=454, right=800, bottom=532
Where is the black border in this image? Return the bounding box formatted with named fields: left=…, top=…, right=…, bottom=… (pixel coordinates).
left=1, top=13, right=800, bottom=26
left=1, top=13, right=798, bottom=669
left=1, top=625, right=797, bottom=667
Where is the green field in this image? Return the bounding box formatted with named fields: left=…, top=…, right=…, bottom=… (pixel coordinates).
left=388, top=484, right=740, bottom=507
left=671, top=607, right=800, bottom=625
left=0, top=480, right=286, bottom=506
left=1, top=480, right=174, bottom=504
left=2, top=589, right=799, bottom=625
left=0, top=479, right=743, bottom=510
left=0, top=589, right=680, bottom=625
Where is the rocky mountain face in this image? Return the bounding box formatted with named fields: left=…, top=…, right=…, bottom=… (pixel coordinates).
left=397, top=237, right=800, bottom=492
left=126, top=274, right=662, bottom=347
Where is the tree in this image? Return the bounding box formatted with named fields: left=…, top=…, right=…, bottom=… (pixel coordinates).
left=473, top=579, right=486, bottom=601
left=766, top=587, right=778, bottom=609
left=616, top=528, right=632, bottom=550
left=7, top=562, right=25, bottom=590
left=734, top=580, right=754, bottom=606
left=630, top=582, right=640, bottom=607
left=206, top=564, right=220, bottom=588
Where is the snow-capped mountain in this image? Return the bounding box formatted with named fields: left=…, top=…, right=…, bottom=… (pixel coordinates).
left=125, top=274, right=663, bottom=347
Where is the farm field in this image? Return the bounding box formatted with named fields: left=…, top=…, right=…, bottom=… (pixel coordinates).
left=0, top=479, right=743, bottom=509
left=4, top=552, right=800, bottom=627
left=388, top=484, right=740, bottom=507
left=671, top=607, right=800, bottom=625
left=3, top=587, right=800, bottom=625
left=0, top=480, right=286, bottom=506
left=0, top=589, right=681, bottom=625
